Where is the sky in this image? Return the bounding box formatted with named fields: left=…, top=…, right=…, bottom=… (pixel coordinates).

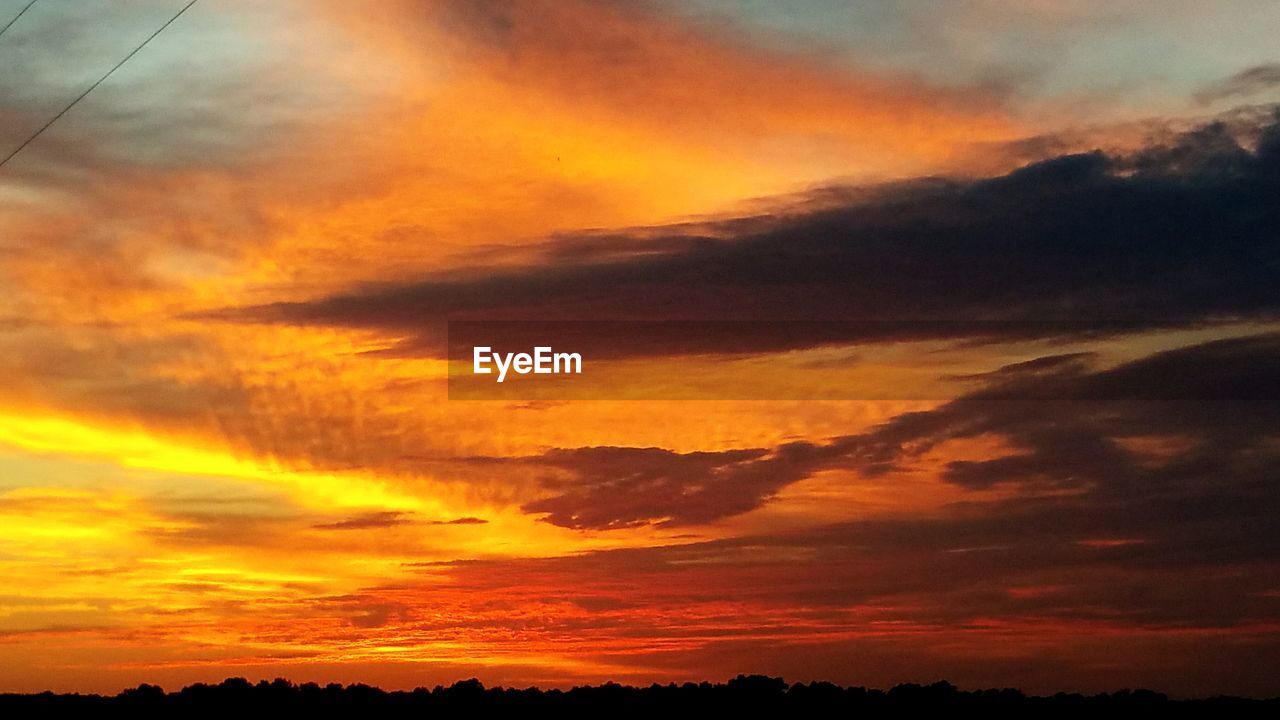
left=1, top=0, right=1279, bottom=697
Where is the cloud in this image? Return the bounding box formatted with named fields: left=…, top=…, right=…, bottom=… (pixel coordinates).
left=518, top=332, right=1280, bottom=529
left=0, top=0, right=1040, bottom=483
left=1196, top=64, right=1280, bottom=105
left=219, top=112, right=1280, bottom=359
left=312, top=511, right=413, bottom=531
left=326, top=484, right=1280, bottom=695
left=843, top=331, right=1280, bottom=488
left=350, top=336, right=1280, bottom=683
left=311, top=512, right=488, bottom=530
left=428, top=516, right=488, bottom=526
left=521, top=446, right=789, bottom=529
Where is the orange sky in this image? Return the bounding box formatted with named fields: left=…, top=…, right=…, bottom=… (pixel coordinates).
left=1, top=0, right=1279, bottom=698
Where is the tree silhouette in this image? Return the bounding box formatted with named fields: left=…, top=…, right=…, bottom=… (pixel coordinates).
left=0, top=676, right=1275, bottom=715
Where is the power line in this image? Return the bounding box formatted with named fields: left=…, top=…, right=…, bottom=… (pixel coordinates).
left=0, top=0, right=38, bottom=40
left=0, top=0, right=199, bottom=171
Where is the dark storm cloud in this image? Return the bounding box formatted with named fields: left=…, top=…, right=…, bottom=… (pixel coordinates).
left=521, top=333, right=1280, bottom=530
left=213, top=113, right=1280, bottom=358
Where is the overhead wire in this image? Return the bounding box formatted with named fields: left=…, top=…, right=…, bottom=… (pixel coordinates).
left=0, top=0, right=38, bottom=40
left=0, top=0, right=199, bottom=171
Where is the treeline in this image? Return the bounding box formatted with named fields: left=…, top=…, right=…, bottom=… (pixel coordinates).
left=1, top=675, right=1275, bottom=716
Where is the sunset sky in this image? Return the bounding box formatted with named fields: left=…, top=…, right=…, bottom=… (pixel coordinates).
left=1, top=0, right=1279, bottom=697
